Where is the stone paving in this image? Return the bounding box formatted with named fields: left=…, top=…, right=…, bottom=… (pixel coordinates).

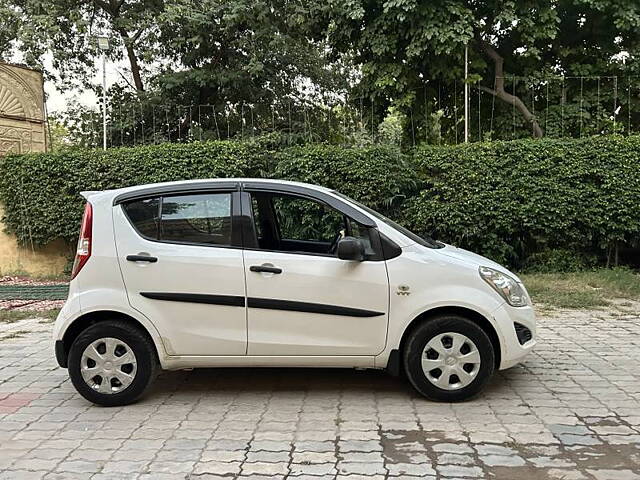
left=0, top=303, right=640, bottom=479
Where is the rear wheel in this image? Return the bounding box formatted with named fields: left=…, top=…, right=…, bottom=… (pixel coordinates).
left=68, top=321, right=157, bottom=406
left=403, top=315, right=495, bottom=402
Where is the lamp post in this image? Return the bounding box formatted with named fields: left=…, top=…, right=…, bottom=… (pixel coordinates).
left=464, top=42, right=469, bottom=143
left=97, top=36, right=110, bottom=150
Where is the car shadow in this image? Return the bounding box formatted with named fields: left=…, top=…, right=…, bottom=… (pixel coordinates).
left=142, top=366, right=516, bottom=403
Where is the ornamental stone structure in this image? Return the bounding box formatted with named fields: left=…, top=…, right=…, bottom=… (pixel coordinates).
left=0, top=63, right=67, bottom=276
left=0, top=62, right=47, bottom=155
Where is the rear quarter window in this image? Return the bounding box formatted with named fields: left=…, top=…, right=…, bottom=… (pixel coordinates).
left=122, top=197, right=160, bottom=239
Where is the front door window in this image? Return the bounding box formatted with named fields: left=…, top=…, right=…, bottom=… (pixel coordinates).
left=249, top=192, right=375, bottom=257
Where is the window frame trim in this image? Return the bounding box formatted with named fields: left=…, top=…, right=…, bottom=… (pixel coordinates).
left=241, top=182, right=376, bottom=227
left=113, top=181, right=239, bottom=205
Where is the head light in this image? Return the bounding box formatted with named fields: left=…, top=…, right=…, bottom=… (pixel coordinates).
left=479, top=266, right=529, bottom=307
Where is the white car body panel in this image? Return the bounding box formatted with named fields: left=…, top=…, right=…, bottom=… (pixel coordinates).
left=53, top=192, right=168, bottom=360
left=113, top=206, right=247, bottom=356
left=54, top=178, right=535, bottom=373
left=243, top=249, right=389, bottom=355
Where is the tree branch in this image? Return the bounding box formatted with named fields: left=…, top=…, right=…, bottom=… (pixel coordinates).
left=131, top=26, right=145, bottom=43
left=477, top=37, right=543, bottom=138
left=93, top=0, right=116, bottom=16
left=478, top=85, right=496, bottom=95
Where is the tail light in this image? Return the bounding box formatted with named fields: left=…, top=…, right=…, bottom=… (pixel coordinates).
left=71, top=202, right=93, bottom=280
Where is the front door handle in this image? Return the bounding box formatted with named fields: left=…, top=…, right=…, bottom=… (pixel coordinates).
left=126, top=255, right=158, bottom=263
left=250, top=265, right=282, bottom=274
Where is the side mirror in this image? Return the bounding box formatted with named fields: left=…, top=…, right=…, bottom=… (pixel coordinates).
left=336, top=236, right=365, bottom=261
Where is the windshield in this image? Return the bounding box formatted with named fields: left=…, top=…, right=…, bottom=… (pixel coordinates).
left=333, top=192, right=443, bottom=249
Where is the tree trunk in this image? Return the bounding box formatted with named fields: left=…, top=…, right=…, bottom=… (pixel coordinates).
left=94, top=1, right=145, bottom=92
left=117, top=28, right=144, bottom=92
left=477, top=39, right=543, bottom=138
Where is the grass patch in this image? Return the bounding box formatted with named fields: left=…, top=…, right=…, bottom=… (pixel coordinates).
left=1, top=330, right=32, bottom=340
left=0, top=308, right=60, bottom=324
left=0, top=270, right=70, bottom=282
left=520, top=268, right=640, bottom=309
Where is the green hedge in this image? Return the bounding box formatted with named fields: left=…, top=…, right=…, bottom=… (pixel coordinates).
left=274, top=144, right=418, bottom=217
left=1, top=136, right=639, bottom=269
left=404, top=136, right=640, bottom=266
left=0, top=142, right=258, bottom=245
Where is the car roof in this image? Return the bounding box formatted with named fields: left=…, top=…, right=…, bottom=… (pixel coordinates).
left=81, top=178, right=333, bottom=200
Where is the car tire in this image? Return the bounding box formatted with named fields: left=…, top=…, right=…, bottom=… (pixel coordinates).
left=403, top=315, right=495, bottom=402
left=68, top=321, right=157, bottom=406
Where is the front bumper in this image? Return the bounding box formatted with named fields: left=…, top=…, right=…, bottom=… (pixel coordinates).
left=492, top=303, right=536, bottom=370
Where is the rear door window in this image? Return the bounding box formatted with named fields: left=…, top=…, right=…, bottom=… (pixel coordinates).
left=160, top=193, right=232, bottom=246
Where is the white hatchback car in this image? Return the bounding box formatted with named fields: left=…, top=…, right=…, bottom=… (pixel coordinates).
left=54, top=178, right=535, bottom=406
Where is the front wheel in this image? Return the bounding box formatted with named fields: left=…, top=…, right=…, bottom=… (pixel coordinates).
left=68, top=321, right=157, bottom=406
left=403, top=315, right=495, bottom=402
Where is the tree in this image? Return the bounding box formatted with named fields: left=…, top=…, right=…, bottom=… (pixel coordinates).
left=151, top=0, right=345, bottom=111
left=1, top=0, right=163, bottom=90
left=322, top=0, right=640, bottom=141
left=3, top=0, right=347, bottom=142
left=0, top=2, right=20, bottom=61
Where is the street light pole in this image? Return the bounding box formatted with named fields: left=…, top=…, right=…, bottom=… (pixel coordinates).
left=102, top=54, right=107, bottom=150
left=464, top=43, right=469, bottom=143
left=96, top=36, right=110, bottom=150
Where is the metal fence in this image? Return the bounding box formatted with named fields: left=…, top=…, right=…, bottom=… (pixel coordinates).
left=69, top=75, right=640, bottom=148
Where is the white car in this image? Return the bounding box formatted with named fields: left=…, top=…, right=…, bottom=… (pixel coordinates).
left=54, top=178, right=535, bottom=406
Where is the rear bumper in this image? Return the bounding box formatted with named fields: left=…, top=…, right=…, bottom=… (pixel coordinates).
left=53, top=301, right=72, bottom=368
left=493, top=303, right=536, bottom=370
left=55, top=340, right=67, bottom=368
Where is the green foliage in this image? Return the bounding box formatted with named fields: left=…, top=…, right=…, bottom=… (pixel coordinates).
left=47, top=117, right=72, bottom=152
left=274, top=144, right=419, bottom=217
left=0, top=141, right=256, bottom=245
left=404, top=136, right=640, bottom=266
left=321, top=0, right=640, bottom=142
left=154, top=0, right=343, bottom=107
left=1, top=136, right=639, bottom=271
left=521, top=249, right=597, bottom=274
left=3, top=0, right=346, bottom=141
left=377, top=108, right=405, bottom=146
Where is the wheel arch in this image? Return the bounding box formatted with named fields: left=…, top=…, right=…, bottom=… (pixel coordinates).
left=58, top=310, right=161, bottom=368
left=397, top=305, right=501, bottom=371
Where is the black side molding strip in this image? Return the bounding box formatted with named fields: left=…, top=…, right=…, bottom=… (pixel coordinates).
left=140, top=292, right=245, bottom=307
left=140, top=292, right=384, bottom=317
left=247, top=297, right=384, bottom=317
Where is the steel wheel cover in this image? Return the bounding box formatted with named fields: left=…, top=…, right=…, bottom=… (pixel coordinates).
left=421, top=332, right=481, bottom=390
left=80, top=337, right=137, bottom=394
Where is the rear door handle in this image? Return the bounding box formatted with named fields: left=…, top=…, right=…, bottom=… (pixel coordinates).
left=250, top=265, right=282, bottom=274
left=126, top=255, right=158, bottom=263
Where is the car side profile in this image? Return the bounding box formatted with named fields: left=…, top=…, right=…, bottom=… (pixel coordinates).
left=54, top=178, right=536, bottom=406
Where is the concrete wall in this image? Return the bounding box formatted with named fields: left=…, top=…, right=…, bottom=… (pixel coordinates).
left=0, top=63, right=47, bottom=155
left=0, top=63, right=66, bottom=277
left=0, top=205, right=69, bottom=277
